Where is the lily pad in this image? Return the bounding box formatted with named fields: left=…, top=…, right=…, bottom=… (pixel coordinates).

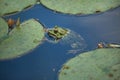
left=0, top=19, right=45, bottom=60
left=0, top=0, right=37, bottom=16
left=40, top=0, right=120, bottom=15
left=0, top=18, right=8, bottom=41
left=59, top=48, right=120, bottom=80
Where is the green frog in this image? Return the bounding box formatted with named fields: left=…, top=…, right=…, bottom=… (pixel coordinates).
left=47, top=26, right=69, bottom=40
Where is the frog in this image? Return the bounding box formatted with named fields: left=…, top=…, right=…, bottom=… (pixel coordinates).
left=47, top=26, right=69, bottom=40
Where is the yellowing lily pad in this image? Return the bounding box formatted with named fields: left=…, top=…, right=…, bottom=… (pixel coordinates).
left=59, top=48, right=120, bottom=80
left=0, top=19, right=45, bottom=60
left=0, top=0, right=37, bottom=16
left=0, top=18, right=8, bottom=40
left=40, top=0, right=120, bottom=15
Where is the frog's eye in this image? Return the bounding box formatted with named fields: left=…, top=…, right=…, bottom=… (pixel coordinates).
left=54, top=29, right=58, bottom=33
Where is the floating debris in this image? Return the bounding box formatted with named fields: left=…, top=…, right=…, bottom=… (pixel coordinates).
left=97, top=42, right=120, bottom=48
left=40, top=0, right=120, bottom=15
left=59, top=48, right=120, bottom=80
left=16, top=17, right=21, bottom=27
left=0, top=19, right=45, bottom=60
left=97, top=42, right=104, bottom=48
left=6, top=18, right=21, bottom=33
left=0, top=0, right=37, bottom=16
left=106, top=43, right=120, bottom=48
left=7, top=18, right=15, bottom=29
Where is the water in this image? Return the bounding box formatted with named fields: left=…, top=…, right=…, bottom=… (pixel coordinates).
left=0, top=4, right=120, bottom=80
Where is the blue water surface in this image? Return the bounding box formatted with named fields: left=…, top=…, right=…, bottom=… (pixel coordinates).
left=0, top=4, right=120, bottom=80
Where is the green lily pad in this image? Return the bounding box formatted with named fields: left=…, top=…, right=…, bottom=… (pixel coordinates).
left=59, top=48, right=120, bottom=80
left=40, top=0, right=120, bottom=15
left=0, top=0, right=37, bottom=16
left=0, top=19, right=45, bottom=60
left=0, top=18, right=8, bottom=41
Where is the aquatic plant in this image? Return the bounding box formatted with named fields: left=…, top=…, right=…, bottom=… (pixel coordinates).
left=0, top=0, right=37, bottom=16
left=59, top=48, right=120, bottom=80
left=1, top=0, right=119, bottom=16
left=0, top=18, right=8, bottom=41
left=0, top=18, right=45, bottom=60
left=40, top=0, right=120, bottom=15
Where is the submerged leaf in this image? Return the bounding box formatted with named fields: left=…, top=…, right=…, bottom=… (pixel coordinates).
left=0, top=0, right=37, bottom=16
left=0, top=19, right=45, bottom=60
left=59, top=48, right=120, bottom=80
left=40, top=0, right=120, bottom=15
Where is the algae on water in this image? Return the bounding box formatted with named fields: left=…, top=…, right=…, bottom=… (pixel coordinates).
left=0, top=0, right=37, bottom=16
left=40, top=0, right=120, bottom=15
left=59, top=48, right=120, bottom=80
left=0, top=19, right=45, bottom=60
